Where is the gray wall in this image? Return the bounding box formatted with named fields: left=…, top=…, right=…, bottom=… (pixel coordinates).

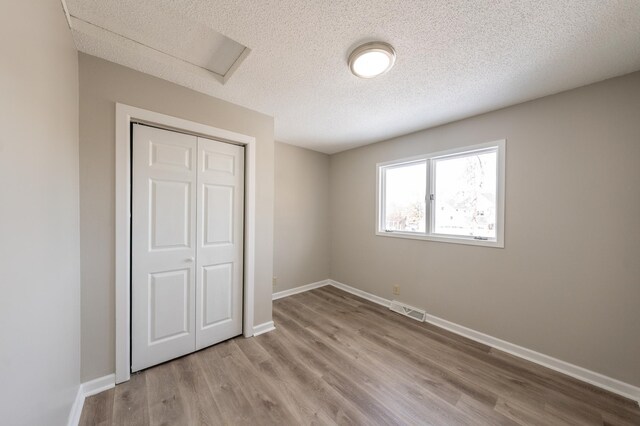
left=274, top=142, right=331, bottom=291
left=79, top=54, right=275, bottom=381
left=0, top=1, right=81, bottom=425
left=330, top=72, right=640, bottom=387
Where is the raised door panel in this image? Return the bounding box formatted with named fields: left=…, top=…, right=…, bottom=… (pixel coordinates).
left=202, top=263, right=233, bottom=328
left=149, top=269, right=190, bottom=343
left=204, top=150, right=234, bottom=175
left=150, top=141, right=192, bottom=170
left=203, top=184, right=234, bottom=246
left=150, top=180, right=191, bottom=249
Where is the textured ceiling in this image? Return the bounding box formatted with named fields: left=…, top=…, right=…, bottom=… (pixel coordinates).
left=65, top=0, right=640, bottom=154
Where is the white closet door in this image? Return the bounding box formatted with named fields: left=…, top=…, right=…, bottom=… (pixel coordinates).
left=131, top=124, right=197, bottom=372
left=196, top=137, right=244, bottom=349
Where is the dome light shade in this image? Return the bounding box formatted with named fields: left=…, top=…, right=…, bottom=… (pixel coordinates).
left=348, top=42, right=396, bottom=78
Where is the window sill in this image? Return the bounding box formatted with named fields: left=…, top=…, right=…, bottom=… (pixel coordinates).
left=375, top=230, right=504, bottom=248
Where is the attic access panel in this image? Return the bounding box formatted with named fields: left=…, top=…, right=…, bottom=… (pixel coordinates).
left=157, top=22, right=249, bottom=81
left=127, top=14, right=249, bottom=82
left=68, top=4, right=249, bottom=83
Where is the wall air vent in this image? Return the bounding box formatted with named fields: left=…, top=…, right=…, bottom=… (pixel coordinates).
left=389, top=300, right=426, bottom=322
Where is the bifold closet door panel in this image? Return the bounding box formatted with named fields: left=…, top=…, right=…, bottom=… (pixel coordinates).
left=131, top=124, right=197, bottom=372
left=195, top=137, right=244, bottom=350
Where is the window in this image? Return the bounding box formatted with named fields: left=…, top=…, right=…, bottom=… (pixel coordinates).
left=376, top=140, right=505, bottom=247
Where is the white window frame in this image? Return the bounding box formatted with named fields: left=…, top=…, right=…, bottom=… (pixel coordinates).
left=375, top=139, right=506, bottom=248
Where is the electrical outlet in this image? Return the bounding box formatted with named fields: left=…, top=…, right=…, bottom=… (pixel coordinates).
left=272, top=276, right=278, bottom=289
left=392, top=285, right=400, bottom=295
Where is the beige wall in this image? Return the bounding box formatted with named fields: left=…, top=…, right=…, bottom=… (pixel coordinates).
left=79, top=54, right=274, bottom=381
left=274, top=142, right=331, bottom=291
left=0, top=1, right=81, bottom=425
left=330, top=72, right=640, bottom=386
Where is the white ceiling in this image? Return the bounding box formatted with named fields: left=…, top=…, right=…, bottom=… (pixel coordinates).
left=65, top=0, right=640, bottom=154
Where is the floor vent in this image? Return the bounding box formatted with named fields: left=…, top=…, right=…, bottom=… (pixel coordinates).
left=389, top=300, right=426, bottom=322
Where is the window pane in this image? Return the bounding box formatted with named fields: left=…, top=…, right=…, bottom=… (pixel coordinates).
left=433, top=151, right=497, bottom=238
left=384, top=162, right=426, bottom=232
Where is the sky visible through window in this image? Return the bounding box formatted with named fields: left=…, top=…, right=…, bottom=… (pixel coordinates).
left=433, top=151, right=497, bottom=238
left=384, top=162, right=426, bottom=232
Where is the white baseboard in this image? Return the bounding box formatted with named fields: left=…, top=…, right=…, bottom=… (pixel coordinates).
left=328, top=279, right=392, bottom=308
left=82, top=374, right=116, bottom=397
left=420, top=311, right=640, bottom=404
left=273, top=278, right=640, bottom=404
left=67, top=374, right=116, bottom=426
left=253, top=321, right=276, bottom=336
left=272, top=279, right=330, bottom=300
left=67, top=385, right=84, bottom=426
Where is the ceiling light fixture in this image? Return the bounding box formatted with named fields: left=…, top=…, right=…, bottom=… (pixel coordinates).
left=348, top=42, right=396, bottom=78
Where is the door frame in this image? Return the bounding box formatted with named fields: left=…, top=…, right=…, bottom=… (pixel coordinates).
left=114, top=103, right=257, bottom=384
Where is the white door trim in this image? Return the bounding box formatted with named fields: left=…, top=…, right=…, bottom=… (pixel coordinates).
left=115, top=103, right=257, bottom=384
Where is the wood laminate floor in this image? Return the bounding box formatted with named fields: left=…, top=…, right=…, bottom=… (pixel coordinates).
left=80, top=286, right=640, bottom=425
